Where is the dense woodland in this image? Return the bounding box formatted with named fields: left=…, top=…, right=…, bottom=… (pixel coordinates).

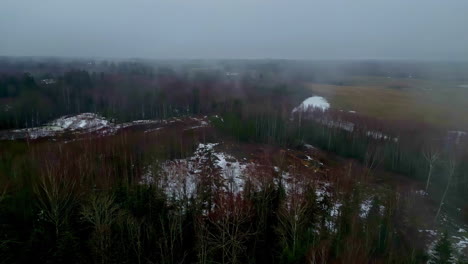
left=1, top=58, right=467, bottom=263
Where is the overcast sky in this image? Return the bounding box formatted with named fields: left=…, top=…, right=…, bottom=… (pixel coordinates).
left=1, top=0, right=468, bottom=60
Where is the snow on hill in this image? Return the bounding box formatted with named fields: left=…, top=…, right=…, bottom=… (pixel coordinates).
left=48, top=113, right=111, bottom=132
left=0, top=113, right=213, bottom=141
left=292, top=96, right=330, bottom=113
left=3, top=113, right=116, bottom=140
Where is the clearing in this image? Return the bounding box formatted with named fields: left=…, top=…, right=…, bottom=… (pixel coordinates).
left=304, top=76, right=468, bottom=130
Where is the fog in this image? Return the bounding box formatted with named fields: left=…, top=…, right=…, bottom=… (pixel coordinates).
left=1, top=0, right=468, bottom=60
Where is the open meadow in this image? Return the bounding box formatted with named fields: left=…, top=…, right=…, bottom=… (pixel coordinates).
left=305, top=76, right=468, bottom=130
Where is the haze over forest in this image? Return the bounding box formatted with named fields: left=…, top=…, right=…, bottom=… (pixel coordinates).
left=2, top=1, right=468, bottom=264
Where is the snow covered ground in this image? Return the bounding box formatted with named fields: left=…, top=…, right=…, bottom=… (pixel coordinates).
left=0, top=113, right=211, bottom=140
left=421, top=226, right=468, bottom=261
left=319, top=118, right=355, bottom=132
left=360, top=198, right=373, bottom=218
left=141, top=142, right=249, bottom=199
left=314, top=117, right=398, bottom=142
left=48, top=113, right=111, bottom=132
left=291, top=96, right=397, bottom=143
left=366, top=130, right=399, bottom=142
left=447, top=130, right=467, bottom=145
left=292, top=96, right=330, bottom=113
left=1, top=113, right=116, bottom=140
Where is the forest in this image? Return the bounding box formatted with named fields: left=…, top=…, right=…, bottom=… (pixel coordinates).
left=1, top=58, right=468, bottom=263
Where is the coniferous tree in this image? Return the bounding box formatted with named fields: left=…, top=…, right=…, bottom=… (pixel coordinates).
left=430, top=232, right=454, bottom=264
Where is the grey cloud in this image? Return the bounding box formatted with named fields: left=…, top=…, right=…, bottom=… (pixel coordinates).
left=1, top=0, right=467, bottom=60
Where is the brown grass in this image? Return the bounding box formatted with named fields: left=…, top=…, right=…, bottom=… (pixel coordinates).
left=304, top=77, right=468, bottom=130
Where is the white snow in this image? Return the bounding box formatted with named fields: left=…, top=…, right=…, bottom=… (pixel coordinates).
left=0, top=114, right=193, bottom=140
left=302, top=115, right=398, bottom=143
left=455, top=237, right=468, bottom=251
left=184, top=117, right=210, bottom=130
left=360, top=198, right=373, bottom=218
left=320, top=119, right=355, bottom=132
left=117, top=119, right=162, bottom=129
left=447, top=130, right=467, bottom=145
left=304, top=144, right=316, bottom=150
left=415, top=190, right=428, bottom=196
left=292, top=98, right=400, bottom=143
left=330, top=202, right=342, bottom=218
left=144, top=127, right=163, bottom=134
left=419, top=229, right=438, bottom=237
left=422, top=225, right=468, bottom=259
left=142, top=142, right=249, bottom=199
left=313, top=182, right=331, bottom=203
left=41, top=79, right=56, bottom=85
left=48, top=113, right=111, bottom=132
left=213, top=115, right=224, bottom=122
left=366, top=130, right=399, bottom=142
left=326, top=202, right=342, bottom=231
left=3, top=113, right=114, bottom=140
left=292, top=96, right=330, bottom=113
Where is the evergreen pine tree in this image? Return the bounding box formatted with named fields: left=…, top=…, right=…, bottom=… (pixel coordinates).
left=430, top=231, right=453, bottom=264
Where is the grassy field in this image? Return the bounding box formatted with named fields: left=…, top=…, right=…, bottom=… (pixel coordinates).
left=305, top=76, right=468, bottom=130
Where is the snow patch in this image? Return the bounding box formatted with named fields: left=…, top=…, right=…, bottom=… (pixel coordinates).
left=447, top=130, right=467, bottom=145
left=2, top=113, right=115, bottom=140
left=455, top=237, right=468, bottom=252
left=184, top=117, right=210, bottom=130
left=360, top=198, right=373, bottom=218
left=415, top=189, right=428, bottom=196
left=142, top=142, right=249, bottom=199
left=366, top=131, right=398, bottom=142
left=292, top=96, right=330, bottom=113
left=304, top=144, right=316, bottom=150
left=330, top=202, right=342, bottom=218
left=0, top=114, right=210, bottom=141
left=48, top=113, right=111, bottom=132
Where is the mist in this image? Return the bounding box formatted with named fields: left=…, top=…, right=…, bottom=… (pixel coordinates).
left=2, top=1, right=468, bottom=262
left=1, top=0, right=468, bottom=60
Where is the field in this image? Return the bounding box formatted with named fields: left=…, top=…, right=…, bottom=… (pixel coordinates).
left=305, top=76, right=468, bottom=130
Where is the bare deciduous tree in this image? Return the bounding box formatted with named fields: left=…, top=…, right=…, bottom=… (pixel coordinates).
left=206, top=194, right=253, bottom=264
left=123, top=214, right=144, bottom=264
left=158, top=208, right=187, bottom=264
left=363, top=145, right=384, bottom=179
left=81, top=193, right=120, bottom=264
left=36, top=163, right=76, bottom=238
left=195, top=216, right=210, bottom=264
left=423, top=146, right=440, bottom=192
left=435, top=158, right=456, bottom=221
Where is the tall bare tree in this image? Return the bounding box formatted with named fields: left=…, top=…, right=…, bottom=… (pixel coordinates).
left=206, top=194, right=253, bottom=264
left=423, top=146, right=440, bottom=192
left=435, top=158, right=456, bottom=221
